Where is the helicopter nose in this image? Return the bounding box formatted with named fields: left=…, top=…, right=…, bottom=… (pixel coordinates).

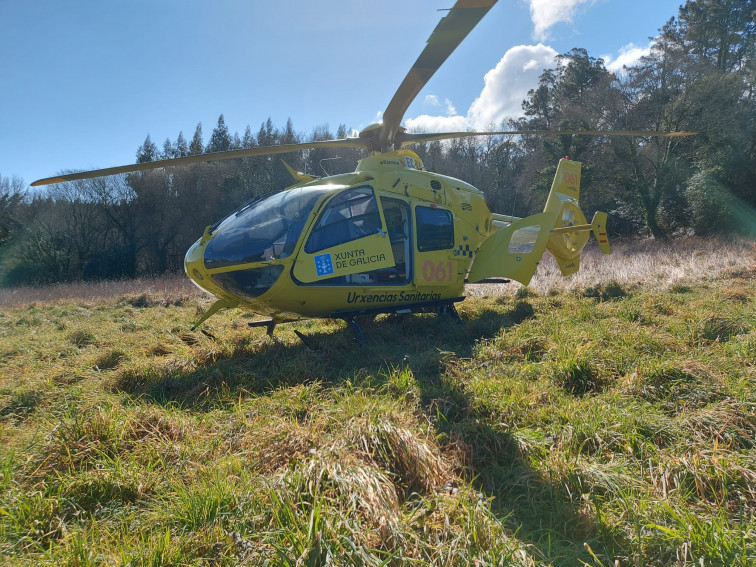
left=184, top=237, right=213, bottom=294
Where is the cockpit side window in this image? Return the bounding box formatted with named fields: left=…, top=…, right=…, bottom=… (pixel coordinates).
left=304, top=186, right=381, bottom=254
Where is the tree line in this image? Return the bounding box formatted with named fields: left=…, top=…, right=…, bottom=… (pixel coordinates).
left=0, top=0, right=753, bottom=286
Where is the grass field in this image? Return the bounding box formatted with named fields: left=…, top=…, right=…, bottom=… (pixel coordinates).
left=0, top=238, right=754, bottom=565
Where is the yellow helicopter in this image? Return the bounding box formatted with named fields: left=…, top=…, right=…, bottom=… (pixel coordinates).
left=32, top=0, right=693, bottom=343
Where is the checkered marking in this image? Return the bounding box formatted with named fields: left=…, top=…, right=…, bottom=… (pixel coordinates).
left=314, top=253, right=334, bottom=277
left=454, top=244, right=475, bottom=258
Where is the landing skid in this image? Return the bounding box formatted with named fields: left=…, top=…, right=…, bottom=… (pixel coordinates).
left=293, top=330, right=324, bottom=352
left=247, top=297, right=465, bottom=348
left=332, top=297, right=466, bottom=346
left=346, top=318, right=366, bottom=346
left=329, top=296, right=464, bottom=322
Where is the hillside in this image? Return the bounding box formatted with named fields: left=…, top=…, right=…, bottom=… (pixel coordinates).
left=0, top=238, right=754, bottom=565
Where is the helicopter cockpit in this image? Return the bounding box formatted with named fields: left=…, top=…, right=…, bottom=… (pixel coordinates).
left=204, top=186, right=324, bottom=268
left=186, top=186, right=325, bottom=303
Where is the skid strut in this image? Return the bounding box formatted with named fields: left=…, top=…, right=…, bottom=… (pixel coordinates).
left=437, top=303, right=464, bottom=325
left=346, top=318, right=365, bottom=347
left=248, top=319, right=276, bottom=336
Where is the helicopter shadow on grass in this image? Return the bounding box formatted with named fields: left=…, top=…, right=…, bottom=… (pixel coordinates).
left=113, top=300, right=535, bottom=406
left=112, top=298, right=610, bottom=563
left=113, top=308, right=512, bottom=411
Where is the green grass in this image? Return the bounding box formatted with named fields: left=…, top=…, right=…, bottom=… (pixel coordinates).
left=0, top=244, right=754, bottom=565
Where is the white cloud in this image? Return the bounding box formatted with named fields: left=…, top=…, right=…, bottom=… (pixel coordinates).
left=467, top=43, right=557, bottom=130
left=404, top=114, right=469, bottom=133
left=444, top=98, right=457, bottom=116
left=527, top=0, right=594, bottom=40
left=404, top=44, right=558, bottom=134
left=603, top=42, right=651, bottom=74
left=425, top=94, right=440, bottom=106
left=467, top=44, right=558, bottom=130
left=405, top=44, right=558, bottom=133
left=423, top=94, right=457, bottom=114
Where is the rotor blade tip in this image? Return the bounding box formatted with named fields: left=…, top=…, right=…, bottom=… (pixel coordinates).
left=31, top=177, right=60, bottom=187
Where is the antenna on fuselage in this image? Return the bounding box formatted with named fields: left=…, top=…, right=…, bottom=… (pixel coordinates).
left=320, top=156, right=341, bottom=176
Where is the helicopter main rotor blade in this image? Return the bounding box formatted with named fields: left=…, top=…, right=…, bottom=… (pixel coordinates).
left=378, top=0, right=498, bottom=150
left=397, top=129, right=698, bottom=146
left=31, top=138, right=372, bottom=186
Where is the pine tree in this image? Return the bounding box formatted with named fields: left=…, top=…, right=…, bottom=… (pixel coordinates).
left=258, top=118, right=275, bottom=146
left=281, top=118, right=298, bottom=144
left=136, top=135, right=159, bottom=163
left=175, top=131, right=189, bottom=157
left=207, top=114, right=231, bottom=153
left=162, top=138, right=174, bottom=159
left=189, top=123, right=204, bottom=155
left=241, top=125, right=255, bottom=148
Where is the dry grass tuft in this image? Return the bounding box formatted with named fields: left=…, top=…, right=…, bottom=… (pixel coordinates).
left=130, top=407, right=191, bottom=444
left=678, top=400, right=756, bottom=450
left=35, top=404, right=134, bottom=476
left=251, top=421, right=320, bottom=473
left=351, top=418, right=452, bottom=497
left=296, top=451, right=401, bottom=537
left=0, top=274, right=206, bottom=308
left=401, top=487, right=537, bottom=565
left=68, top=328, right=96, bottom=348
left=693, top=316, right=750, bottom=344
left=147, top=342, right=173, bottom=357
left=93, top=349, right=127, bottom=370
left=623, top=360, right=724, bottom=412
left=0, top=390, right=42, bottom=422
left=653, top=447, right=756, bottom=509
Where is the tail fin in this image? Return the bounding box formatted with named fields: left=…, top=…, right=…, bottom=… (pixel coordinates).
left=466, top=158, right=610, bottom=285
left=591, top=211, right=611, bottom=254
left=544, top=158, right=611, bottom=276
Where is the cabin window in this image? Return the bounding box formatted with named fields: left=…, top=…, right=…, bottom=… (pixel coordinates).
left=508, top=226, right=541, bottom=254
left=304, top=186, right=381, bottom=254
left=416, top=206, right=453, bottom=251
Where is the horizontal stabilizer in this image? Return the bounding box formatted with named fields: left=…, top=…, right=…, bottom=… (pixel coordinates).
left=554, top=255, right=580, bottom=276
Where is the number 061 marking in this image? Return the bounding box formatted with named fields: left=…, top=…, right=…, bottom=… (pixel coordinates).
left=422, top=261, right=454, bottom=282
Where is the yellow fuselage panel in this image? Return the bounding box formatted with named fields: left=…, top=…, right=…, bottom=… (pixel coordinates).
left=293, top=234, right=396, bottom=283
left=467, top=212, right=558, bottom=285
left=259, top=281, right=466, bottom=318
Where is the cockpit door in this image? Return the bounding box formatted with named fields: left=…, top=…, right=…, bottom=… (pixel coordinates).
left=293, top=186, right=395, bottom=284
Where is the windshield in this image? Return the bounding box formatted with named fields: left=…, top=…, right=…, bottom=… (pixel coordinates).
left=204, top=187, right=324, bottom=269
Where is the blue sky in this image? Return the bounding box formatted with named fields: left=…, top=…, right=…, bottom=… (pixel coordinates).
left=1, top=0, right=684, bottom=187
